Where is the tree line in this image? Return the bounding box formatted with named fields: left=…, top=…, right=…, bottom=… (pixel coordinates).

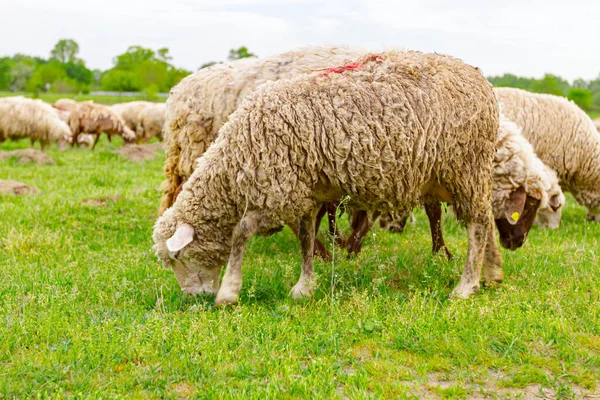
left=488, top=73, right=599, bottom=112
left=1, top=39, right=598, bottom=112
left=0, top=39, right=255, bottom=97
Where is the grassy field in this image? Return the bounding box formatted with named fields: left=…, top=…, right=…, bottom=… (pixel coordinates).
left=0, top=91, right=165, bottom=105
left=1, top=136, right=599, bottom=399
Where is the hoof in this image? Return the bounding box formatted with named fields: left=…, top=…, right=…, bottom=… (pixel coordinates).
left=290, top=282, right=315, bottom=299
left=214, top=289, right=239, bottom=307
left=449, top=282, right=480, bottom=299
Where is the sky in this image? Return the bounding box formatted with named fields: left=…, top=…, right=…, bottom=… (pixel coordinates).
left=1, top=0, right=599, bottom=81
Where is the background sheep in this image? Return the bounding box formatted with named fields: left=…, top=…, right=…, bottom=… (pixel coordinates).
left=0, top=97, right=71, bottom=150
left=594, top=117, right=600, bottom=132
left=111, top=101, right=154, bottom=139
left=159, top=46, right=365, bottom=215
left=53, top=98, right=93, bottom=112
left=153, top=51, right=501, bottom=306
left=344, top=114, right=565, bottom=256
left=496, top=87, right=600, bottom=221
left=68, top=102, right=136, bottom=150
left=136, top=103, right=166, bottom=143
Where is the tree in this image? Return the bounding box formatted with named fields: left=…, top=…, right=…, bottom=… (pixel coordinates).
left=227, top=46, right=256, bottom=61
left=530, top=74, right=565, bottom=96
left=113, top=46, right=156, bottom=71
left=157, top=47, right=172, bottom=62
left=63, top=61, right=93, bottom=85
left=0, top=57, right=14, bottom=90
left=25, top=63, right=68, bottom=92
left=50, top=39, right=80, bottom=63
left=199, top=61, right=218, bottom=70
left=10, top=63, right=34, bottom=91
left=572, top=78, right=590, bottom=90
left=568, top=88, right=593, bottom=110
left=101, top=69, right=139, bottom=91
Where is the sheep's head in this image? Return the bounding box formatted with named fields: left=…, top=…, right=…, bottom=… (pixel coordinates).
left=121, top=125, right=137, bottom=143
left=152, top=208, right=230, bottom=295
left=535, top=192, right=565, bottom=229
left=494, top=187, right=541, bottom=250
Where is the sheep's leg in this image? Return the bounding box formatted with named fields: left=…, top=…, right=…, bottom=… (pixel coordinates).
left=483, top=225, right=503, bottom=284
left=450, top=214, right=491, bottom=299
left=291, top=208, right=320, bottom=299
left=30, top=138, right=35, bottom=148
left=40, top=140, right=49, bottom=151
left=214, top=212, right=261, bottom=306
left=424, top=202, right=452, bottom=259
left=91, top=133, right=101, bottom=150
left=107, top=133, right=112, bottom=143
left=289, top=221, right=331, bottom=261
left=346, top=210, right=380, bottom=255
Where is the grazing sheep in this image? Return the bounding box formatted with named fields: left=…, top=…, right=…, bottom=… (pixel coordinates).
left=159, top=46, right=365, bottom=215
left=153, top=51, right=502, bottom=305
left=0, top=97, right=71, bottom=150
left=53, top=98, right=93, bottom=112
left=348, top=114, right=565, bottom=256
left=111, top=101, right=154, bottom=137
left=496, top=87, right=600, bottom=221
left=68, top=102, right=136, bottom=150
left=136, top=103, right=166, bottom=143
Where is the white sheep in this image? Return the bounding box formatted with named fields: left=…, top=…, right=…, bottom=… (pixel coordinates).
left=153, top=51, right=502, bottom=305
left=136, top=103, right=166, bottom=143
left=496, top=87, right=600, bottom=221
left=0, top=97, right=71, bottom=150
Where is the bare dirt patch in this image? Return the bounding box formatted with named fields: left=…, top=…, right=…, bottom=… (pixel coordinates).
left=0, top=149, right=55, bottom=165
left=82, top=194, right=121, bottom=207
left=117, top=143, right=165, bottom=162
left=0, top=180, right=39, bottom=196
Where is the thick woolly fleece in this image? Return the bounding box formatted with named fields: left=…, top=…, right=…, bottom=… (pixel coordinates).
left=68, top=102, right=136, bottom=142
left=159, top=46, right=365, bottom=214
left=0, top=97, right=71, bottom=145
left=496, top=87, right=600, bottom=218
left=137, top=103, right=166, bottom=143
left=493, top=114, right=564, bottom=227
left=153, top=51, right=499, bottom=300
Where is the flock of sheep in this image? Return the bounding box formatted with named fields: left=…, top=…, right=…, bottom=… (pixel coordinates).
left=0, top=96, right=165, bottom=150
left=2, top=45, right=600, bottom=308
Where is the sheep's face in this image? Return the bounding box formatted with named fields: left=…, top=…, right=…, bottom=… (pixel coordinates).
left=495, top=187, right=541, bottom=250
left=153, top=210, right=230, bottom=295
left=587, top=209, right=600, bottom=222
left=535, top=192, right=564, bottom=229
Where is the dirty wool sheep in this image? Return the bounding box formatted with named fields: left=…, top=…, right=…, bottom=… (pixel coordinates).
left=0, top=97, right=71, bottom=150
left=344, top=114, right=565, bottom=256
left=153, top=51, right=502, bottom=306
left=68, top=102, right=136, bottom=149
left=136, top=103, right=166, bottom=143
left=496, top=87, right=600, bottom=221
left=160, top=46, right=365, bottom=215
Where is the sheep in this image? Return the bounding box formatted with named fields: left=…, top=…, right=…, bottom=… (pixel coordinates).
left=159, top=46, right=365, bottom=215
left=111, top=101, right=155, bottom=138
left=348, top=114, right=565, bottom=256
left=594, top=117, right=600, bottom=133
left=495, top=87, right=600, bottom=221
left=53, top=98, right=90, bottom=112
left=136, top=103, right=166, bottom=143
left=153, top=50, right=502, bottom=306
left=0, top=96, right=71, bottom=150
left=68, top=102, right=136, bottom=150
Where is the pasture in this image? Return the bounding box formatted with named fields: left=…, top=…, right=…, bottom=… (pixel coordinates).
left=1, top=134, right=599, bottom=398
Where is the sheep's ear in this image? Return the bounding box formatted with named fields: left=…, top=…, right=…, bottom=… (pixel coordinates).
left=549, top=195, right=562, bottom=212
left=504, top=188, right=527, bottom=225
left=166, top=223, right=195, bottom=252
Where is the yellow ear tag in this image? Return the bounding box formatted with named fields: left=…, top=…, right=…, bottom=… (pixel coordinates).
left=511, top=212, right=520, bottom=222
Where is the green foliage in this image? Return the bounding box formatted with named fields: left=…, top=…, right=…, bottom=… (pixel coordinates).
left=199, top=61, right=218, bottom=69
left=49, top=39, right=80, bottom=63
left=63, top=61, right=93, bottom=85
left=101, top=69, right=139, bottom=92
left=530, top=74, right=566, bottom=96
left=0, top=57, right=14, bottom=90
left=228, top=46, right=256, bottom=61
left=10, top=63, right=35, bottom=91
left=568, top=88, right=593, bottom=110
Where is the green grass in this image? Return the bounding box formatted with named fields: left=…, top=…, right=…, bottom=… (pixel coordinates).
left=0, top=91, right=165, bottom=105
left=1, top=138, right=599, bottom=398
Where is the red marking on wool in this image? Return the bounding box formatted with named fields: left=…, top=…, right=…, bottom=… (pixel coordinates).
left=318, top=62, right=362, bottom=77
